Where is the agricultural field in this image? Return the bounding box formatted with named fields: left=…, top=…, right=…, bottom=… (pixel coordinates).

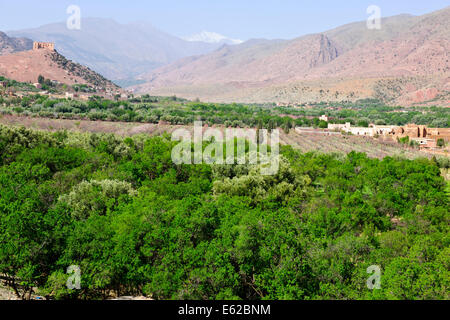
left=0, top=114, right=439, bottom=160
left=281, top=129, right=435, bottom=160
left=0, top=89, right=449, bottom=130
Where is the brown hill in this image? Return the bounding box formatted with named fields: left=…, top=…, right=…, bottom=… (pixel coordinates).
left=0, top=31, right=32, bottom=55
left=136, top=7, right=450, bottom=106
left=0, top=48, right=119, bottom=90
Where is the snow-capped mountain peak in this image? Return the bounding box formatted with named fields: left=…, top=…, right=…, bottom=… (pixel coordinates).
left=183, top=31, right=243, bottom=45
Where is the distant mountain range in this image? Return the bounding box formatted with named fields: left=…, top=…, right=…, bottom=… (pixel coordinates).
left=134, top=7, right=450, bottom=106
left=7, top=18, right=232, bottom=83
left=0, top=31, right=32, bottom=55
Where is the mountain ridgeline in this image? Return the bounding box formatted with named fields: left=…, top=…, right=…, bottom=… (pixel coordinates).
left=134, top=7, right=450, bottom=106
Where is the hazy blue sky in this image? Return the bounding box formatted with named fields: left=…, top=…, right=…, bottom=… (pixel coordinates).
left=0, top=0, right=448, bottom=40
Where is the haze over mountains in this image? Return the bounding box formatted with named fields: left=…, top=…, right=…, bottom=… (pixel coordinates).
left=7, top=18, right=231, bottom=83
left=0, top=31, right=33, bottom=55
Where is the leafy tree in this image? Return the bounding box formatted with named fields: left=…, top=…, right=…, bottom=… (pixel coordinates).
left=58, top=179, right=137, bottom=220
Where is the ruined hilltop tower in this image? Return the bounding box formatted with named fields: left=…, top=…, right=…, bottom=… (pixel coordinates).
left=33, top=42, right=55, bottom=51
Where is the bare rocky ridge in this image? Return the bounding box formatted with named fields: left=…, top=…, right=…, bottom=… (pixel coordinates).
left=135, top=7, right=450, bottom=106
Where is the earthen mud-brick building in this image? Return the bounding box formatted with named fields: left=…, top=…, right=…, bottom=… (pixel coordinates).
left=33, top=42, right=55, bottom=51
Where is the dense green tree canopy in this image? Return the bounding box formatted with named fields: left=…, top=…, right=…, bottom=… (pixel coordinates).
left=0, top=124, right=448, bottom=300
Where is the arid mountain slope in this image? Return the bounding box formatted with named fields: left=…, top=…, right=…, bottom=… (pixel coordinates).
left=145, top=35, right=340, bottom=85
left=0, top=49, right=119, bottom=90
left=0, top=31, right=32, bottom=55
left=136, top=7, right=450, bottom=106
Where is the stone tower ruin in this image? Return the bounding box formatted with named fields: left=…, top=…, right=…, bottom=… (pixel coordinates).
left=33, top=42, right=55, bottom=51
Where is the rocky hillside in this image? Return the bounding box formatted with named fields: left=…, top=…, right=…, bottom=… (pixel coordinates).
left=135, top=7, right=450, bottom=106
left=49, top=50, right=120, bottom=90
left=0, top=48, right=119, bottom=90
left=0, top=31, right=32, bottom=55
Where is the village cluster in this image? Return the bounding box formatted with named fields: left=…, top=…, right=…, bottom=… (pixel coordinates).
left=317, top=114, right=450, bottom=150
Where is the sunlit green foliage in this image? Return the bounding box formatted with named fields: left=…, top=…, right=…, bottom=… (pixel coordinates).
left=0, top=124, right=448, bottom=300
